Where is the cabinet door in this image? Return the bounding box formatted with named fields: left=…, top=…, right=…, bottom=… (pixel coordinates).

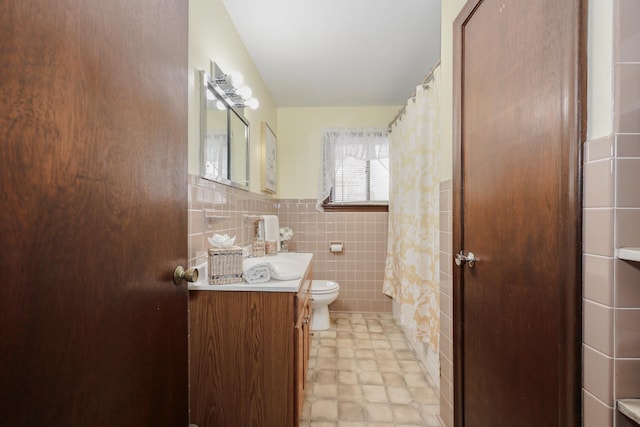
left=190, top=291, right=294, bottom=427
left=294, top=294, right=312, bottom=425
left=294, top=313, right=304, bottom=425
left=302, top=300, right=311, bottom=378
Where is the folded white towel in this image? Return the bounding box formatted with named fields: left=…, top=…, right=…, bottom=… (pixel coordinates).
left=243, top=262, right=271, bottom=284
left=269, top=263, right=301, bottom=281
left=262, top=215, right=280, bottom=253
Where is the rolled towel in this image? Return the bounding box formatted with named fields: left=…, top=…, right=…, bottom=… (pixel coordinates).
left=269, top=263, right=301, bottom=281
left=244, top=262, right=271, bottom=284
left=262, top=215, right=280, bottom=254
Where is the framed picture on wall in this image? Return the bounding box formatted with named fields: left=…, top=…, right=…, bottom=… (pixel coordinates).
left=261, top=121, right=277, bottom=193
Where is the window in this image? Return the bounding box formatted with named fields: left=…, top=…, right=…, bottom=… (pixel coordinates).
left=332, top=156, right=389, bottom=202
left=318, top=128, right=389, bottom=211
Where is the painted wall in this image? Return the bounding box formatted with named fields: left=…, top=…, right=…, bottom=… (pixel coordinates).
left=439, top=0, right=467, bottom=182
left=276, top=106, right=400, bottom=199
left=588, top=0, right=614, bottom=139
left=188, top=0, right=404, bottom=199
left=188, top=0, right=278, bottom=194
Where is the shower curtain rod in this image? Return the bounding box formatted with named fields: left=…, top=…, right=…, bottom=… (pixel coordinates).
left=388, top=59, right=441, bottom=131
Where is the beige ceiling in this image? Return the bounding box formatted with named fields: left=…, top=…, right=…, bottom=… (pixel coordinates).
left=221, top=0, right=441, bottom=108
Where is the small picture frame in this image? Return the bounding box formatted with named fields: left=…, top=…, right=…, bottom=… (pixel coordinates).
left=261, top=122, right=277, bottom=193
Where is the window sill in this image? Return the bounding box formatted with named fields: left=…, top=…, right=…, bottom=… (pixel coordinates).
left=322, top=204, right=388, bottom=213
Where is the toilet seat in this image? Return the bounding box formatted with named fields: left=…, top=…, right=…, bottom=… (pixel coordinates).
left=311, top=280, right=340, bottom=295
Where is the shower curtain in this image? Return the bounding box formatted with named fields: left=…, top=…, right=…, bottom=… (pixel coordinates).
left=383, top=69, right=440, bottom=355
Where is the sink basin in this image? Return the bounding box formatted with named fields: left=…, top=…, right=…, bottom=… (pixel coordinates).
left=244, top=252, right=310, bottom=277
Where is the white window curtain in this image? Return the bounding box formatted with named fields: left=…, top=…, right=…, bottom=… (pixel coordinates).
left=316, top=127, right=389, bottom=211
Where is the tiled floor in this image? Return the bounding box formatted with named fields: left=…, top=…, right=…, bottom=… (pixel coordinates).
left=300, top=312, right=442, bottom=427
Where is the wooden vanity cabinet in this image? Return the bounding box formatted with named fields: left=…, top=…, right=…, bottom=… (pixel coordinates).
left=189, top=264, right=312, bottom=427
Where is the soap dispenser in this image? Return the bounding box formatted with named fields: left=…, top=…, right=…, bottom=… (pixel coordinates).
left=252, top=220, right=265, bottom=257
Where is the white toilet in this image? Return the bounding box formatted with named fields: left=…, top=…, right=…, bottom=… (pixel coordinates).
left=310, top=280, right=340, bottom=331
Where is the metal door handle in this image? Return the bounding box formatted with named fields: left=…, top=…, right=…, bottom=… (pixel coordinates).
left=173, top=266, right=199, bottom=285
left=455, top=251, right=477, bottom=268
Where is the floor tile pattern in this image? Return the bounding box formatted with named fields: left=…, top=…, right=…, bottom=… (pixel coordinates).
left=301, top=312, right=442, bottom=427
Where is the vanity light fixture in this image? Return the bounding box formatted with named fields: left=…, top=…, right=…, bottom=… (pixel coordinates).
left=211, top=61, right=259, bottom=110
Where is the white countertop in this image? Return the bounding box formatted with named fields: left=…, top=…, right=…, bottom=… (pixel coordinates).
left=189, top=252, right=313, bottom=293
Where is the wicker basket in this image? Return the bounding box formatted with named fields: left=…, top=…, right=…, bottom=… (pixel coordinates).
left=208, top=246, right=244, bottom=285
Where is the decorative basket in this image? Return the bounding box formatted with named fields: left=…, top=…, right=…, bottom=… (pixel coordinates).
left=208, top=246, right=243, bottom=285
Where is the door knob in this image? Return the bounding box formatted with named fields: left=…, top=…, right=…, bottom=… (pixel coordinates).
left=455, top=251, right=477, bottom=268
left=173, top=266, right=199, bottom=285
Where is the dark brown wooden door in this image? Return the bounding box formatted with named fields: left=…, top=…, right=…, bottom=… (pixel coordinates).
left=452, top=0, right=585, bottom=425
left=0, top=1, right=188, bottom=425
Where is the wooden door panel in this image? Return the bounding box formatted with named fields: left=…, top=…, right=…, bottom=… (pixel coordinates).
left=453, top=0, right=584, bottom=425
left=0, top=1, right=188, bottom=425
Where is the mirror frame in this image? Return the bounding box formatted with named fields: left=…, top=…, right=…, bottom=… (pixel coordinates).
left=199, top=69, right=250, bottom=191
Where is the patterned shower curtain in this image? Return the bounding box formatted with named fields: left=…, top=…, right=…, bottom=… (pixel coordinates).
left=383, top=69, right=440, bottom=355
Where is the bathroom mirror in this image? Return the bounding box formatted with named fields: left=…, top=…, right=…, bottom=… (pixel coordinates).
left=200, top=70, right=250, bottom=190
left=229, top=107, right=248, bottom=185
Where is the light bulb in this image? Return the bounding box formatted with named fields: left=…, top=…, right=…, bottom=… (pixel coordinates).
left=216, top=101, right=226, bottom=111
left=206, top=89, right=215, bottom=101
left=237, top=86, right=253, bottom=100
left=245, top=98, right=259, bottom=110
left=229, top=71, right=244, bottom=87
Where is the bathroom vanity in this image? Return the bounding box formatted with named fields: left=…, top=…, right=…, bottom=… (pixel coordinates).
left=188, top=253, right=313, bottom=427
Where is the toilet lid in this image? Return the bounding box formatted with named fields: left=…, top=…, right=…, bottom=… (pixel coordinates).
left=311, top=280, right=340, bottom=294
